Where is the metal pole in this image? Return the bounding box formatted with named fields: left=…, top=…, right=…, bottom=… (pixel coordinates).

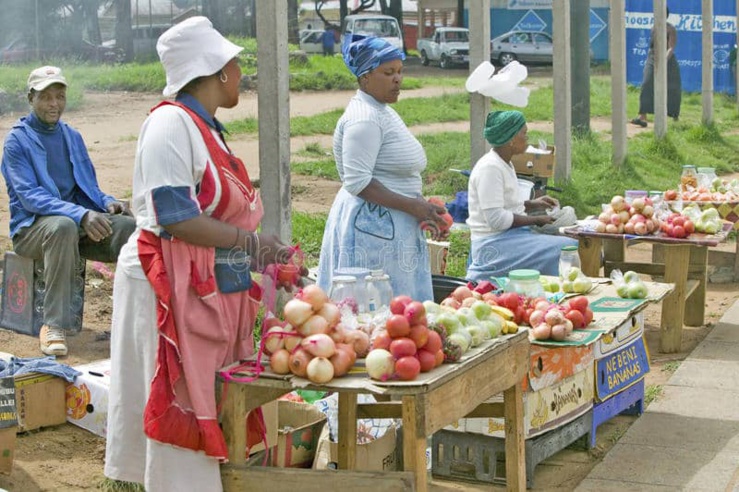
left=35, top=0, right=40, bottom=59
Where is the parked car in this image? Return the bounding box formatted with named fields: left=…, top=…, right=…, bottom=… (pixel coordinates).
left=417, top=27, right=469, bottom=69
left=0, top=37, right=120, bottom=64
left=299, top=29, right=326, bottom=54
left=490, top=30, right=554, bottom=66
left=341, top=14, right=403, bottom=51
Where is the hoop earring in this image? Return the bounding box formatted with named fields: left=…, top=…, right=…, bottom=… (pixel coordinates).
left=219, top=71, right=228, bottom=83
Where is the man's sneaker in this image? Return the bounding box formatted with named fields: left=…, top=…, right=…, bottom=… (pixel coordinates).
left=39, top=325, right=68, bottom=356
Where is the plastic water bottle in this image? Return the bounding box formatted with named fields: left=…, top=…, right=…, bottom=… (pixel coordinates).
left=365, top=270, right=393, bottom=314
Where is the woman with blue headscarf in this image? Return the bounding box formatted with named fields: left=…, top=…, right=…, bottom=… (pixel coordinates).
left=466, top=110, right=577, bottom=281
left=317, top=36, right=447, bottom=302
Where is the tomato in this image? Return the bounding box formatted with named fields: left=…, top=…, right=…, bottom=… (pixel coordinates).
left=584, top=308, right=594, bottom=326
left=664, top=189, right=678, bottom=201
left=672, top=225, right=686, bottom=238
left=408, top=324, right=429, bottom=349
left=497, top=292, right=520, bottom=311
left=386, top=315, right=411, bottom=338
left=568, top=296, right=589, bottom=314
left=389, top=337, right=417, bottom=359
left=672, top=216, right=685, bottom=228
left=425, top=330, right=443, bottom=353
left=276, top=263, right=300, bottom=285
left=372, top=331, right=392, bottom=350
left=416, top=349, right=437, bottom=373
left=684, top=220, right=695, bottom=234
left=389, top=295, right=413, bottom=315
left=394, top=356, right=421, bottom=381
left=565, top=309, right=586, bottom=329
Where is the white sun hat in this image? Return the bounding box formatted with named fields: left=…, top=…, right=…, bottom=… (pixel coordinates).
left=157, top=16, right=243, bottom=97
left=27, top=66, right=67, bottom=92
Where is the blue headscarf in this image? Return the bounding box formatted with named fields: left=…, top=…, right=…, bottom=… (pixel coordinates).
left=342, top=34, right=405, bottom=78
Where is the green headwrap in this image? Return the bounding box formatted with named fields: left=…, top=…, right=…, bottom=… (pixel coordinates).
left=483, top=110, right=526, bottom=147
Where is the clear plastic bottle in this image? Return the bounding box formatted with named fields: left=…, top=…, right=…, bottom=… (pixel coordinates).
left=697, top=167, right=717, bottom=189
left=328, top=275, right=358, bottom=308
left=558, top=245, right=581, bottom=279
left=364, top=270, right=393, bottom=314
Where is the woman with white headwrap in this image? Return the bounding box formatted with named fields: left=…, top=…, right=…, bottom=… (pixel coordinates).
left=466, top=110, right=577, bottom=281
left=317, top=35, right=448, bottom=301
left=104, top=17, right=297, bottom=491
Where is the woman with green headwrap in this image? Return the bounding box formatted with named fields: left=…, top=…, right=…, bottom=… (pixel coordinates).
left=466, top=110, right=577, bottom=280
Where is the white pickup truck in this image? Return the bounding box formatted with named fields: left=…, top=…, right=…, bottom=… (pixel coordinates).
left=416, top=27, right=470, bottom=69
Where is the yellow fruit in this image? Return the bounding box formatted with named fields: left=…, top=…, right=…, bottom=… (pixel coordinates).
left=489, top=305, right=515, bottom=320
left=505, top=320, right=518, bottom=334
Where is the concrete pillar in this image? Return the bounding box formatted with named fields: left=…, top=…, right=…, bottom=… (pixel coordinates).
left=610, top=0, right=627, bottom=167
left=570, top=0, right=590, bottom=134
left=653, top=0, right=667, bottom=138
left=468, top=0, right=491, bottom=168
left=417, top=1, right=425, bottom=40
left=257, top=0, right=292, bottom=241
left=737, top=0, right=739, bottom=112
left=702, top=0, right=714, bottom=125
left=553, top=0, right=571, bottom=182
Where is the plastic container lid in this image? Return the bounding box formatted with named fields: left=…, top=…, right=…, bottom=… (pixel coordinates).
left=335, top=267, right=370, bottom=279
left=508, top=269, right=540, bottom=281
left=697, top=167, right=715, bottom=173
left=682, top=165, right=697, bottom=170
left=331, top=275, right=356, bottom=283
left=561, top=245, right=578, bottom=252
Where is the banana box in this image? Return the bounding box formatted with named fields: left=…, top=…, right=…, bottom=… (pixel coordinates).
left=523, top=343, right=594, bottom=392
left=65, top=359, right=111, bottom=437
left=465, top=362, right=594, bottom=439
left=595, top=335, right=650, bottom=402
left=592, top=312, right=644, bottom=360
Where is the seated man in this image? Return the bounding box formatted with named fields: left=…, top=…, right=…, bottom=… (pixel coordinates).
left=466, top=110, right=577, bottom=281
left=1, top=66, right=135, bottom=356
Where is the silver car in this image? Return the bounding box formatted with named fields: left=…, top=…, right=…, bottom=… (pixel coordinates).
left=490, top=30, right=554, bottom=66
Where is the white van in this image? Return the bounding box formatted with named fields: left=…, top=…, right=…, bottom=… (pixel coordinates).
left=341, top=14, right=404, bottom=51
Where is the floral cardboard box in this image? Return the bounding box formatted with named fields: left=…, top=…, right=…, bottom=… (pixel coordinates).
left=466, top=362, right=594, bottom=439
left=65, top=359, right=111, bottom=438
left=270, top=400, right=327, bottom=468
left=0, top=377, right=17, bottom=474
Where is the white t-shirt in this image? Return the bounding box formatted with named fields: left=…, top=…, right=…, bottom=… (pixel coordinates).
left=116, top=104, right=228, bottom=279
left=466, top=150, right=525, bottom=240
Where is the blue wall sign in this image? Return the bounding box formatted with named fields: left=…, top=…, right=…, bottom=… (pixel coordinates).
left=626, top=0, right=737, bottom=95
left=513, top=10, right=547, bottom=32
left=508, top=0, right=552, bottom=10
left=590, top=9, right=606, bottom=42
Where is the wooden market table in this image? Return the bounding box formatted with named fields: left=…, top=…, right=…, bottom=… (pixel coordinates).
left=217, top=331, right=530, bottom=492
left=562, top=225, right=729, bottom=354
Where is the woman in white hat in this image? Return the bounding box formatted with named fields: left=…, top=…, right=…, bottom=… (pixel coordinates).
left=104, top=17, right=295, bottom=490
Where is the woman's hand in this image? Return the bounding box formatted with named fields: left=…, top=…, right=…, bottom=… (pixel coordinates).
left=528, top=195, right=559, bottom=211
left=413, top=198, right=449, bottom=241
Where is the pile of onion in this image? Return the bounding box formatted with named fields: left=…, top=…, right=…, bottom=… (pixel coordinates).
left=266, top=284, right=367, bottom=384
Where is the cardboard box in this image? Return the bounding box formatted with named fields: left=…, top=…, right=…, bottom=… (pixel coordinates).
left=593, top=312, right=644, bottom=360
left=65, top=359, right=111, bottom=437
left=15, top=372, right=66, bottom=433
left=313, top=424, right=399, bottom=472
left=465, top=362, right=594, bottom=439
left=427, top=240, right=450, bottom=276
left=595, top=335, right=650, bottom=402
left=270, top=400, right=326, bottom=468
left=0, top=377, right=17, bottom=475
left=247, top=400, right=279, bottom=457
left=524, top=343, right=594, bottom=392
left=0, top=427, right=15, bottom=474
left=511, top=145, right=556, bottom=178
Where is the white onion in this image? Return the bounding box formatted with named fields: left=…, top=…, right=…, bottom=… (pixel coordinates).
left=269, top=349, right=291, bottom=374
left=301, top=334, right=336, bottom=358
left=284, top=299, right=314, bottom=327
left=317, top=302, right=341, bottom=328
left=365, top=349, right=395, bottom=381
left=306, top=356, right=334, bottom=384
left=298, top=314, right=330, bottom=337
left=263, top=326, right=285, bottom=355
left=299, top=284, right=329, bottom=312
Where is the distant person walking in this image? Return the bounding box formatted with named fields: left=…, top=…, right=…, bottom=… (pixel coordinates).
left=632, top=6, right=681, bottom=127
left=322, top=27, right=336, bottom=56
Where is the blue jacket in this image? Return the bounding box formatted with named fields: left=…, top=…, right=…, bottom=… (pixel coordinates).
left=1, top=115, right=115, bottom=238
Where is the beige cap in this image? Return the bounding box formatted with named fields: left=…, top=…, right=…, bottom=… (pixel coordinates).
left=27, top=66, right=67, bottom=92
left=157, top=16, right=243, bottom=97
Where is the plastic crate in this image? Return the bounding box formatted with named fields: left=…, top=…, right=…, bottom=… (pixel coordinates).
left=432, top=410, right=593, bottom=488
left=0, top=252, right=85, bottom=336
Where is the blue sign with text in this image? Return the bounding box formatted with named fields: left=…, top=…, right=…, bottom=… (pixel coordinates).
left=626, top=0, right=737, bottom=94
left=596, top=336, right=650, bottom=401
left=513, top=10, right=547, bottom=32
left=590, top=9, right=606, bottom=42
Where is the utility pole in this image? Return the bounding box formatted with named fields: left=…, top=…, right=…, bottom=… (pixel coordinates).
left=570, top=0, right=590, bottom=135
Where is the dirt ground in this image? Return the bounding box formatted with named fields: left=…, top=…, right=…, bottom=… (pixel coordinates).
left=0, top=79, right=737, bottom=491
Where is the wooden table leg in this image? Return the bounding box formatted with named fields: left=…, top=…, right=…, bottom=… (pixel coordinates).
left=402, top=395, right=428, bottom=492
left=603, top=238, right=625, bottom=277
left=337, top=392, right=357, bottom=470
left=578, top=236, right=603, bottom=277
left=734, top=238, right=739, bottom=282
left=685, top=246, right=707, bottom=326
left=504, top=383, right=526, bottom=491
left=660, top=244, right=691, bottom=353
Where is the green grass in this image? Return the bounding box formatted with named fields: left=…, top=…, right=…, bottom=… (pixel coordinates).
left=662, top=361, right=681, bottom=374
left=100, top=478, right=144, bottom=492
left=293, top=211, right=327, bottom=267
left=644, top=384, right=664, bottom=407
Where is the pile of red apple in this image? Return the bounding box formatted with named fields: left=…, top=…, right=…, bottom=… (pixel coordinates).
left=265, top=285, right=369, bottom=384
left=595, top=195, right=659, bottom=236
left=659, top=212, right=695, bottom=239
left=528, top=296, right=594, bottom=341
left=365, top=296, right=445, bottom=381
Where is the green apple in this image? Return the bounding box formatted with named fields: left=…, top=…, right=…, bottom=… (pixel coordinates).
left=623, top=271, right=641, bottom=284
left=470, top=300, right=493, bottom=320
left=572, top=277, right=592, bottom=294
left=566, top=266, right=582, bottom=282
left=479, top=318, right=503, bottom=339
left=466, top=325, right=486, bottom=347
left=626, top=281, right=648, bottom=299
left=436, top=312, right=462, bottom=335
left=561, top=280, right=574, bottom=293
left=616, top=282, right=630, bottom=298
left=456, top=307, right=476, bottom=327
left=422, top=300, right=442, bottom=316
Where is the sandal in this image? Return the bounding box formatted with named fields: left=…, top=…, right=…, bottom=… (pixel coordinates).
left=631, top=118, right=647, bottom=128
